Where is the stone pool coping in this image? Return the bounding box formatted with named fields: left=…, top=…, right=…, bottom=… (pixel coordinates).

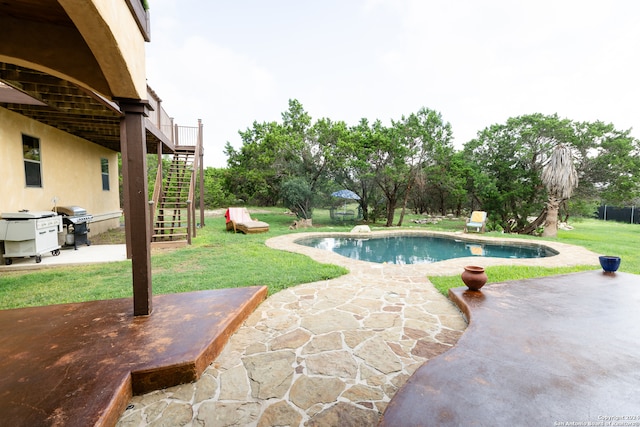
left=266, top=229, right=601, bottom=276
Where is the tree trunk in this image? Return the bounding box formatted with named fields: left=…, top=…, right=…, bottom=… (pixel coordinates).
left=385, top=199, right=397, bottom=227
left=361, top=203, right=369, bottom=222
left=519, top=207, right=547, bottom=235
left=397, top=206, right=406, bottom=227
left=561, top=200, right=570, bottom=223
left=396, top=185, right=412, bottom=226
left=542, top=197, right=561, bottom=237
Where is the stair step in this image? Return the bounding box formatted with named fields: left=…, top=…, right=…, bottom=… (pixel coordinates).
left=153, top=231, right=187, bottom=235
left=153, top=227, right=187, bottom=233
left=151, top=240, right=188, bottom=249
left=152, top=233, right=188, bottom=239
left=154, top=226, right=188, bottom=230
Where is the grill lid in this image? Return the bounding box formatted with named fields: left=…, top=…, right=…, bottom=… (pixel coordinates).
left=57, top=206, right=87, bottom=216
left=1, top=211, right=57, bottom=220
left=63, top=215, right=92, bottom=224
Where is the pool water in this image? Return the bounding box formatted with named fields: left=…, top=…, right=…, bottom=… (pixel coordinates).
left=296, top=235, right=557, bottom=265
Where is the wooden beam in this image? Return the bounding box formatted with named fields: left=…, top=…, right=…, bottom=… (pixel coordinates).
left=119, top=99, right=153, bottom=316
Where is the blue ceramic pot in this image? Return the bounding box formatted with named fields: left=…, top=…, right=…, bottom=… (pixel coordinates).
left=599, top=256, right=621, bottom=273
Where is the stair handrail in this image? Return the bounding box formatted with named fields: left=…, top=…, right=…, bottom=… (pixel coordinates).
left=187, top=138, right=200, bottom=239
left=148, top=200, right=154, bottom=238
left=150, top=160, right=163, bottom=230
left=186, top=200, right=192, bottom=245
left=197, top=119, right=205, bottom=229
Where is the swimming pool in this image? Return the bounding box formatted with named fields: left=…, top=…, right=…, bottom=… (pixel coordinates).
left=295, top=234, right=557, bottom=265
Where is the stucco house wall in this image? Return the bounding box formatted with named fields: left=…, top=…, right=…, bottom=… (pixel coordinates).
left=0, top=106, right=121, bottom=236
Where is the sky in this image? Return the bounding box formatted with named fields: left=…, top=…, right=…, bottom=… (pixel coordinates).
left=144, top=0, right=640, bottom=168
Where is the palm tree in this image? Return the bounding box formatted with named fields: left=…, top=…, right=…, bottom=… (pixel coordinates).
left=541, top=144, right=578, bottom=237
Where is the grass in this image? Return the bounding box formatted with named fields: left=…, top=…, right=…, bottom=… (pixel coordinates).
left=429, top=217, right=640, bottom=296
left=0, top=210, right=348, bottom=309
left=1, top=207, right=638, bottom=309
left=429, top=265, right=596, bottom=296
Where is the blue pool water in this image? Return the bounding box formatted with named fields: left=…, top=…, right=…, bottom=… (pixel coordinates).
left=296, top=235, right=557, bottom=265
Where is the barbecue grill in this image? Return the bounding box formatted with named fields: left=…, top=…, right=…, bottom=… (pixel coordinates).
left=57, top=206, right=92, bottom=250
left=0, top=211, right=62, bottom=264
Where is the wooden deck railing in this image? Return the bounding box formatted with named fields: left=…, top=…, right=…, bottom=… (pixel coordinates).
left=146, top=85, right=174, bottom=143
left=145, top=85, right=201, bottom=149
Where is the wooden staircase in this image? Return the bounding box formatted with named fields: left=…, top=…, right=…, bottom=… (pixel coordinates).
left=148, top=120, right=204, bottom=249
left=151, top=147, right=195, bottom=247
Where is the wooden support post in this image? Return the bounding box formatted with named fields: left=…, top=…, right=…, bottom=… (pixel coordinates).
left=148, top=201, right=154, bottom=240
left=119, top=99, right=153, bottom=316
left=198, top=119, right=205, bottom=228
left=187, top=200, right=192, bottom=245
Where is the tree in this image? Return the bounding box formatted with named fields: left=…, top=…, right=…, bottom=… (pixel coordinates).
left=464, top=114, right=573, bottom=232
left=369, top=108, right=453, bottom=227
left=394, top=108, right=453, bottom=226
left=280, top=177, right=313, bottom=219
left=199, top=167, right=234, bottom=208
left=412, top=151, right=469, bottom=216
left=225, top=120, right=286, bottom=205
left=541, top=144, right=578, bottom=237
left=224, top=99, right=340, bottom=210
left=572, top=121, right=640, bottom=206
left=330, top=118, right=385, bottom=222
left=465, top=114, right=640, bottom=232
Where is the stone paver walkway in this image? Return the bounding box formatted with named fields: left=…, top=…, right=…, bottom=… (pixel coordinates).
left=117, top=230, right=599, bottom=426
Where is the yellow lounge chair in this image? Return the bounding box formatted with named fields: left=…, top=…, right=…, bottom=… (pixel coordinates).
left=464, top=211, right=487, bottom=233
left=225, top=208, right=269, bottom=234
left=466, top=244, right=485, bottom=256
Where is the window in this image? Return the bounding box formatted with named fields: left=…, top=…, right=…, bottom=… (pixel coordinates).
left=23, top=134, right=42, bottom=187
left=101, top=158, right=110, bottom=191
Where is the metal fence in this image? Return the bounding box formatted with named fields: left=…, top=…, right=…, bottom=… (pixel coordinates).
left=596, top=205, right=640, bottom=224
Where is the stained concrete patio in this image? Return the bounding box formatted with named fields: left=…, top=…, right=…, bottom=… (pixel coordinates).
left=0, top=286, right=267, bottom=426
left=380, top=270, right=640, bottom=426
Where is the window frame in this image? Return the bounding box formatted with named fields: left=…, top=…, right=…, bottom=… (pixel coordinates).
left=101, top=157, right=110, bottom=191
left=22, top=134, right=42, bottom=188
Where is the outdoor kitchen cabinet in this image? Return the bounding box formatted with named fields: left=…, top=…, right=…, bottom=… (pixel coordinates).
left=0, top=211, right=62, bottom=264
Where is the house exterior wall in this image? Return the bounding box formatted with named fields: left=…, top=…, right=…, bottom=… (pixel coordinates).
left=0, top=107, right=121, bottom=236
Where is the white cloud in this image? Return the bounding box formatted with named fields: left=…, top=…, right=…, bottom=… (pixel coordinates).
left=145, top=0, right=640, bottom=166
left=147, top=34, right=277, bottom=167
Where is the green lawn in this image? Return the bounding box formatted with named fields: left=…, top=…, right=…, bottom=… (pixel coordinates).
left=0, top=207, right=637, bottom=309
left=428, top=217, right=640, bottom=295
left=0, top=210, right=348, bottom=309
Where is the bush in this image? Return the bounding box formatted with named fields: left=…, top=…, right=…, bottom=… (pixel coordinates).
left=280, top=178, right=313, bottom=219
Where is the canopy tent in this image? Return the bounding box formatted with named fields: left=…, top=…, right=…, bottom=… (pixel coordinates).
left=331, top=189, right=360, bottom=213
left=331, top=189, right=360, bottom=200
